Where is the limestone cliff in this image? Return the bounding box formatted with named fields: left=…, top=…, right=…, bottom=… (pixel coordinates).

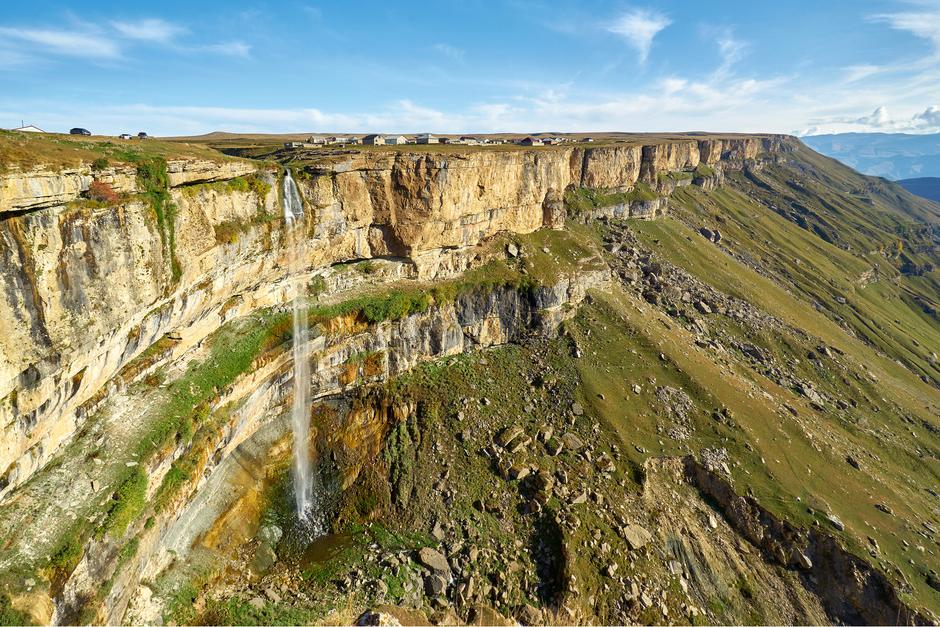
left=0, top=135, right=790, bottom=500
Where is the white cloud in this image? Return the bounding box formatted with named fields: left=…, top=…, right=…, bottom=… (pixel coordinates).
left=0, top=27, right=120, bottom=59
left=716, top=31, right=746, bottom=74
left=433, top=43, right=465, bottom=63
left=842, top=64, right=882, bottom=83
left=856, top=105, right=892, bottom=126
left=914, top=104, right=940, bottom=126
left=111, top=18, right=184, bottom=43
left=871, top=8, right=940, bottom=54
left=605, top=9, right=671, bottom=63
left=202, top=41, right=252, bottom=58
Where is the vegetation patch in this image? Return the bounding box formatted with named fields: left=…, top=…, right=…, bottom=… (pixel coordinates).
left=564, top=183, right=657, bottom=215
left=136, top=157, right=182, bottom=282
left=99, top=467, right=147, bottom=538
left=694, top=163, right=716, bottom=177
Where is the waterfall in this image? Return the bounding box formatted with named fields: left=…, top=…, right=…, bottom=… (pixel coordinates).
left=282, top=170, right=324, bottom=535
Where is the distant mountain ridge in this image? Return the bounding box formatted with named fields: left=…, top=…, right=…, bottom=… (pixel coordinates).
left=802, top=132, right=940, bottom=180
left=899, top=176, right=940, bottom=203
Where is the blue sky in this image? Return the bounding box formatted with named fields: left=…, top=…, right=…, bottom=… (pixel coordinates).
left=2, top=1, right=940, bottom=136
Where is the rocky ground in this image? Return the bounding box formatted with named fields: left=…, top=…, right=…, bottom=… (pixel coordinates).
left=142, top=213, right=939, bottom=626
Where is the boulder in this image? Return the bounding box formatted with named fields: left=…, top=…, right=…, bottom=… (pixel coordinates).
left=425, top=573, right=448, bottom=597
left=517, top=603, right=543, bottom=626
left=417, top=547, right=451, bottom=575
left=356, top=610, right=404, bottom=626
left=622, top=524, right=653, bottom=550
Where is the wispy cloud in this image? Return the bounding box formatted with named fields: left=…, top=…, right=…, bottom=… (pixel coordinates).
left=111, top=18, right=184, bottom=43
left=842, top=64, right=882, bottom=83
left=716, top=30, right=746, bottom=75
left=202, top=41, right=252, bottom=58
left=604, top=9, right=671, bottom=63
left=870, top=7, right=940, bottom=55
left=433, top=43, right=465, bottom=63
left=0, top=27, right=120, bottom=59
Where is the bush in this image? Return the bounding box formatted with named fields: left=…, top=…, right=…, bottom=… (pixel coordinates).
left=100, top=467, right=147, bottom=537
left=91, top=157, right=109, bottom=172
left=86, top=180, right=120, bottom=204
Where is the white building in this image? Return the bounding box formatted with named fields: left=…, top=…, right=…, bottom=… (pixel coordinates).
left=12, top=124, right=45, bottom=133
left=385, top=135, right=408, bottom=145
left=416, top=133, right=438, bottom=144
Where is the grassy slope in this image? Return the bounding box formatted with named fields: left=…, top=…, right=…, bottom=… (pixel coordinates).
left=0, top=130, right=234, bottom=172
left=613, top=149, right=940, bottom=612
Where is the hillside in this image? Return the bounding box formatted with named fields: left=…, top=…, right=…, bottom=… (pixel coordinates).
left=900, top=177, right=940, bottom=203
left=802, top=132, right=940, bottom=180
left=0, top=132, right=937, bottom=626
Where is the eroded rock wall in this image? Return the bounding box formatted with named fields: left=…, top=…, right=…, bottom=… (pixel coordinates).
left=0, top=136, right=790, bottom=499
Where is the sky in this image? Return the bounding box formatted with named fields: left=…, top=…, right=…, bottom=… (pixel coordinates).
left=2, top=1, right=940, bottom=136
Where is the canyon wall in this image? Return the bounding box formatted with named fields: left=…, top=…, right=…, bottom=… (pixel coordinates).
left=0, top=135, right=790, bottom=500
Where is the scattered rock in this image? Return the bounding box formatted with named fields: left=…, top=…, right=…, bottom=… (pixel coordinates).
left=417, top=547, right=451, bottom=575
left=425, top=573, right=448, bottom=596
left=506, top=243, right=519, bottom=257
left=258, top=524, right=283, bottom=546
left=622, top=524, right=653, bottom=550
left=827, top=513, right=846, bottom=531
left=496, top=425, right=524, bottom=448
left=517, top=603, right=543, bottom=626
left=560, top=432, right=584, bottom=450
left=250, top=542, right=277, bottom=574
left=356, top=610, right=403, bottom=626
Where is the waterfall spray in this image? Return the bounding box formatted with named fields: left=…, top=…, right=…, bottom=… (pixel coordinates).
left=282, top=169, right=324, bottom=535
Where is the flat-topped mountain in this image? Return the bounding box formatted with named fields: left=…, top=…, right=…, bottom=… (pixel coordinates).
left=0, top=130, right=938, bottom=626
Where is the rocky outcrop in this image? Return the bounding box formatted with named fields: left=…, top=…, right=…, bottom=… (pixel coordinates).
left=684, top=457, right=931, bottom=626
left=0, top=136, right=791, bottom=500
left=52, top=271, right=605, bottom=625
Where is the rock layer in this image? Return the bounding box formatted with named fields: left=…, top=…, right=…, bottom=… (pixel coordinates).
left=0, top=136, right=790, bottom=499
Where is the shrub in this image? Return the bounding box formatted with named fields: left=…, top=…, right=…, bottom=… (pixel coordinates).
left=99, top=467, right=147, bottom=537
left=91, top=157, right=109, bottom=172
left=86, top=180, right=120, bottom=204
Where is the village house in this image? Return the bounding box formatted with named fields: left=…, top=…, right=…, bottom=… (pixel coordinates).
left=416, top=133, right=438, bottom=144
left=11, top=124, right=45, bottom=133
left=362, top=134, right=386, bottom=145
left=285, top=141, right=303, bottom=149
left=519, top=137, right=543, bottom=146
left=385, top=135, right=408, bottom=145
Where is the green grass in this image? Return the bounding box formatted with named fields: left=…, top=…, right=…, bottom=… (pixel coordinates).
left=0, top=593, right=33, bottom=626
left=136, top=313, right=290, bottom=465
left=181, top=173, right=270, bottom=200
left=136, top=158, right=182, bottom=282
left=694, top=163, right=715, bottom=178
left=0, top=129, right=236, bottom=173
left=622, top=207, right=940, bottom=612
left=99, top=467, right=147, bottom=538
left=564, top=183, right=657, bottom=215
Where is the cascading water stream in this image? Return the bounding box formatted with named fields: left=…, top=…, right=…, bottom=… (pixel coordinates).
left=282, top=169, right=325, bottom=536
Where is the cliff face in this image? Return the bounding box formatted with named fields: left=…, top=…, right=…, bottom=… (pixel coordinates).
left=54, top=274, right=607, bottom=625
left=0, top=136, right=789, bottom=500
